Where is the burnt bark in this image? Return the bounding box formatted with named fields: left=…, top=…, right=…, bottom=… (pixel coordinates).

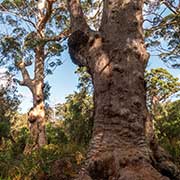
left=67, top=0, right=180, bottom=179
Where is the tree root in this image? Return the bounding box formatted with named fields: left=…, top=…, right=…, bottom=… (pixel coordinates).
left=75, top=150, right=172, bottom=180
left=150, top=139, right=180, bottom=180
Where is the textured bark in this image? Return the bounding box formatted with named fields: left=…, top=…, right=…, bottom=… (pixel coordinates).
left=25, top=100, right=46, bottom=152
left=67, top=0, right=180, bottom=179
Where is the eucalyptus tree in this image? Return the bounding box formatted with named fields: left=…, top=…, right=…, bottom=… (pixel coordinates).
left=55, top=67, right=93, bottom=146
left=155, top=100, right=180, bottom=163
left=144, top=0, right=180, bottom=67
left=145, top=68, right=180, bottom=170
left=0, top=0, right=68, bottom=150
left=66, top=0, right=180, bottom=179
left=146, top=68, right=180, bottom=113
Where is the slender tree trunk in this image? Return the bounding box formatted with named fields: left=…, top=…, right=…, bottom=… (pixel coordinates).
left=67, top=0, right=180, bottom=179
left=16, top=0, right=57, bottom=152
left=24, top=45, right=47, bottom=153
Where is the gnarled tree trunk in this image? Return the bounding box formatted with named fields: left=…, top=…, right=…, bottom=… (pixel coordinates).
left=23, top=45, right=47, bottom=153
left=25, top=45, right=47, bottom=152
left=18, top=0, right=55, bottom=152
left=67, top=0, right=180, bottom=179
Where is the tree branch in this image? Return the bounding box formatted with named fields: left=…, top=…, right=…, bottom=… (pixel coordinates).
left=67, top=0, right=89, bottom=32
left=162, top=0, right=178, bottom=15
left=16, top=61, right=33, bottom=89
left=37, top=0, right=55, bottom=34
left=0, top=5, right=37, bottom=31
left=44, top=29, right=70, bottom=42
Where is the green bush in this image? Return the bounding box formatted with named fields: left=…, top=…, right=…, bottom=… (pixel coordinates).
left=0, top=143, right=85, bottom=180
left=46, top=123, right=68, bottom=145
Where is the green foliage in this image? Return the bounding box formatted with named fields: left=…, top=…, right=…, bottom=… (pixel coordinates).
left=155, top=100, right=180, bottom=164
left=0, top=143, right=85, bottom=180
left=75, top=67, right=93, bottom=93
left=11, top=127, right=29, bottom=157
left=145, top=68, right=180, bottom=110
left=0, top=82, right=21, bottom=142
left=46, top=122, right=68, bottom=145
left=0, top=121, right=10, bottom=138
left=59, top=91, right=93, bottom=146
left=145, top=68, right=180, bottom=164
left=145, top=0, right=180, bottom=65
left=55, top=67, right=93, bottom=146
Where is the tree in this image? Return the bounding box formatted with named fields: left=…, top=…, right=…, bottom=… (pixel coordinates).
left=146, top=68, right=180, bottom=114
left=67, top=0, right=180, bottom=179
left=55, top=67, right=93, bottom=146
left=144, top=0, right=180, bottom=67
left=144, top=68, right=180, bottom=177
left=0, top=0, right=68, bottom=150
left=154, top=100, right=180, bottom=164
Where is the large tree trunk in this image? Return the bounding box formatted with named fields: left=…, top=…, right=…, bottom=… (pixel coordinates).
left=67, top=0, right=180, bottom=179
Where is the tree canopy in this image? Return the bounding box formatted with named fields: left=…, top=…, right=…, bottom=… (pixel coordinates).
left=145, top=0, right=180, bottom=67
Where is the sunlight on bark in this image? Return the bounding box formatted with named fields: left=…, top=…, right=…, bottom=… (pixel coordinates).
left=95, top=53, right=111, bottom=75
left=89, top=37, right=102, bottom=51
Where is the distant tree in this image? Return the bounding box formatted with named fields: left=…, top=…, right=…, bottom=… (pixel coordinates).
left=145, top=68, right=180, bottom=166
left=0, top=0, right=68, bottom=150
left=146, top=68, right=180, bottom=113
left=55, top=67, right=93, bottom=146
left=144, top=0, right=180, bottom=67
left=46, top=121, right=68, bottom=145
left=155, top=100, right=180, bottom=165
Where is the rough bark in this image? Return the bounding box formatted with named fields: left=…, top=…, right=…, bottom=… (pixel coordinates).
left=67, top=0, right=180, bottom=179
